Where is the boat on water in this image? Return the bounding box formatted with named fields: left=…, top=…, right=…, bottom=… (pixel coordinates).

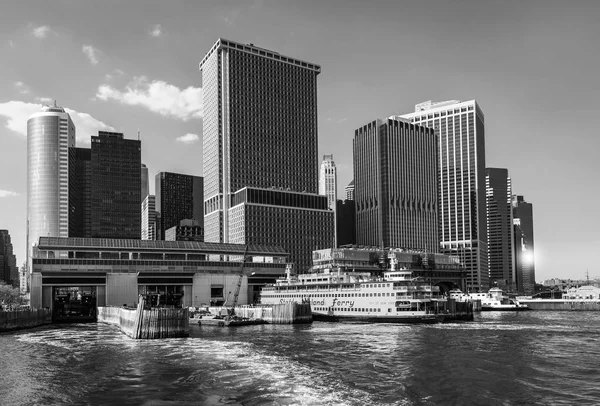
left=259, top=260, right=447, bottom=324
left=469, top=288, right=530, bottom=311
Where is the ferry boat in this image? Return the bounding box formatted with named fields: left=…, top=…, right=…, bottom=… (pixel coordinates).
left=469, top=288, right=529, bottom=311
left=259, top=261, right=447, bottom=324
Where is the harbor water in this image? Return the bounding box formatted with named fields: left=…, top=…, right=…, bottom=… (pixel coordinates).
left=1, top=311, right=599, bottom=405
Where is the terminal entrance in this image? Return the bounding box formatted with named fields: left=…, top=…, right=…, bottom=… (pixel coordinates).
left=52, top=286, right=97, bottom=322
left=139, top=285, right=184, bottom=308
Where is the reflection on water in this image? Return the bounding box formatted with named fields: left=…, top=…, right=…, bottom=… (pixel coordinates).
left=1, top=312, right=599, bottom=405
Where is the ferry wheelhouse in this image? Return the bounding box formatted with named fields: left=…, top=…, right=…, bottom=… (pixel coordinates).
left=260, top=260, right=447, bottom=323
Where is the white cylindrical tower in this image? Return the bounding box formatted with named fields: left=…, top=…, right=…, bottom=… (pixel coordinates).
left=27, top=104, right=76, bottom=270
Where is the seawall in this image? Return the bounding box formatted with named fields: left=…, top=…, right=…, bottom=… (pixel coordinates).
left=519, top=299, right=600, bottom=311
left=98, top=300, right=189, bottom=338
left=0, top=309, right=52, bottom=332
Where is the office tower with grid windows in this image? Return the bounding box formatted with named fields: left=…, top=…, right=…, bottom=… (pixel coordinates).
left=353, top=118, right=438, bottom=252
left=27, top=104, right=76, bottom=269
left=399, top=100, right=488, bottom=291
left=512, top=195, right=535, bottom=294
left=142, top=195, right=156, bottom=240
left=319, top=155, right=337, bottom=210
left=486, top=168, right=515, bottom=289
left=90, top=131, right=141, bottom=239
left=199, top=38, right=334, bottom=270
left=155, top=172, right=203, bottom=240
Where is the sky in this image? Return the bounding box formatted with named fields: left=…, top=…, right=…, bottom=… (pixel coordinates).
left=1, top=0, right=599, bottom=282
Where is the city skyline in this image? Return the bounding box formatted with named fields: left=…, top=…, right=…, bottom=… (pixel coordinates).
left=1, top=1, right=599, bottom=281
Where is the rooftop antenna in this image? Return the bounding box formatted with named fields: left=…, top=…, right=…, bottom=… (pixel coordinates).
left=587, top=269, right=590, bottom=285
left=137, top=128, right=140, bottom=141
left=54, top=100, right=57, bottom=107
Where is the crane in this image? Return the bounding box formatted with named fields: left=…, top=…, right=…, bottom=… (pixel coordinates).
left=223, top=245, right=250, bottom=319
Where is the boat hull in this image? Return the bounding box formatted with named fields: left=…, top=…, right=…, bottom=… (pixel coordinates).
left=312, top=312, right=442, bottom=324
left=480, top=305, right=530, bottom=311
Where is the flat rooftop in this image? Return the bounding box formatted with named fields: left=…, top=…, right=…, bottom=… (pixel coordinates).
left=37, top=237, right=288, bottom=257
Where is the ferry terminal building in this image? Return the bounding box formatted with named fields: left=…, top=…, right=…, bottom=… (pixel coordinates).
left=30, top=237, right=289, bottom=320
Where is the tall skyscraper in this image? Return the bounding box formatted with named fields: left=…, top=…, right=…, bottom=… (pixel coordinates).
left=399, top=100, right=488, bottom=291
left=0, top=230, right=18, bottom=287
left=486, top=168, right=515, bottom=289
left=155, top=172, right=203, bottom=240
left=141, top=163, right=149, bottom=203
left=27, top=104, right=76, bottom=268
left=91, top=131, right=141, bottom=239
left=319, top=155, right=337, bottom=210
left=353, top=118, right=438, bottom=252
left=69, top=147, right=92, bottom=238
left=345, top=180, right=355, bottom=201
left=513, top=195, right=535, bottom=294
left=199, top=38, right=334, bottom=270
left=141, top=195, right=156, bottom=240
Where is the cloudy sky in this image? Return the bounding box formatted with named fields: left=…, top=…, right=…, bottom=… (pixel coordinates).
left=1, top=0, right=599, bottom=281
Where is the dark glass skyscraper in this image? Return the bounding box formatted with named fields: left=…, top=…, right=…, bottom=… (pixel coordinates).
left=486, top=168, right=515, bottom=289
left=155, top=172, right=203, bottom=240
left=69, top=147, right=92, bottom=238
left=90, top=131, right=141, bottom=239
left=513, top=195, right=536, bottom=294
left=353, top=118, right=438, bottom=252
left=0, top=230, right=18, bottom=287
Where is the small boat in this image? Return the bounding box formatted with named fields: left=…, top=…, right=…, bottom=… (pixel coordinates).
left=196, top=314, right=267, bottom=327
left=469, top=288, right=530, bottom=311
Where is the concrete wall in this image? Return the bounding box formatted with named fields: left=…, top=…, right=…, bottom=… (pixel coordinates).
left=191, top=273, right=248, bottom=307
left=106, top=273, right=138, bottom=307
left=42, top=286, right=52, bottom=309
left=97, top=285, right=106, bottom=306
left=30, top=273, right=43, bottom=309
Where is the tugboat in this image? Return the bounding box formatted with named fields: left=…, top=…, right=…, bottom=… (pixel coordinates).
left=470, top=288, right=530, bottom=311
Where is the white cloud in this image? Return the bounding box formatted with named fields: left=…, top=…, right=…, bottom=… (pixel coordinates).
left=104, top=69, right=125, bottom=82
left=0, top=101, right=39, bottom=135
left=82, top=45, right=99, bottom=65
left=9, top=40, right=15, bottom=48
left=0, top=190, right=19, bottom=198
left=65, top=109, right=115, bottom=145
left=0, top=100, right=115, bottom=145
left=150, top=24, right=163, bottom=37
left=14, top=81, right=30, bottom=95
left=35, top=97, right=53, bottom=103
left=176, top=133, right=200, bottom=144
left=96, top=76, right=202, bottom=121
left=32, top=25, right=51, bottom=39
